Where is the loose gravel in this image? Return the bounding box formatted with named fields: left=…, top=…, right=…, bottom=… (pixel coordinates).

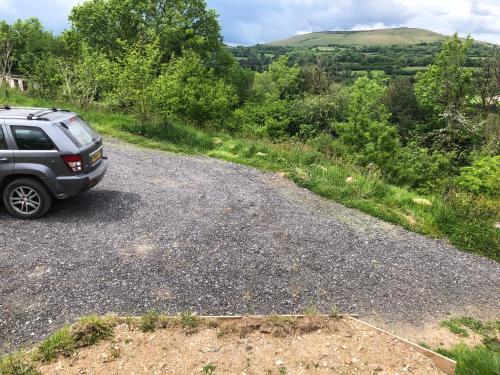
left=1, top=139, right=499, bottom=351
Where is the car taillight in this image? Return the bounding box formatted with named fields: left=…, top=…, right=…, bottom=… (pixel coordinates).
left=62, top=154, right=83, bottom=173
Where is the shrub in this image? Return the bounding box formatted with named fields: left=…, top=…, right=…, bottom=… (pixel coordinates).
left=288, top=87, right=349, bottom=138
left=153, top=51, right=238, bottom=127
left=237, top=99, right=291, bottom=139
left=388, top=142, right=456, bottom=191
left=335, top=76, right=399, bottom=167
left=456, top=155, right=500, bottom=197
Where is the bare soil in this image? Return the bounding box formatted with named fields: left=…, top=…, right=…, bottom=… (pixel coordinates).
left=38, top=316, right=446, bottom=375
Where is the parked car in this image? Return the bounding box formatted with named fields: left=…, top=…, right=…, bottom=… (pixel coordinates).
left=0, top=106, right=108, bottom=219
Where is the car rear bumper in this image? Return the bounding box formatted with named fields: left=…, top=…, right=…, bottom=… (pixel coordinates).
left=49, top=158, right=108, bottom=199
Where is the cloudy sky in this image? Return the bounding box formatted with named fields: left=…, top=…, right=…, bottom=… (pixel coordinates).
left=0, top=0, right=499, bottom=45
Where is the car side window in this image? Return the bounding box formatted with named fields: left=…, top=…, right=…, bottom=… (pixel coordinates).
left=0, top=127, right=6, bottom=150
left=11, top=126, right=55, bottom=151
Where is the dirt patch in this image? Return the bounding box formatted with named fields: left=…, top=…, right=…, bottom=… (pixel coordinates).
left=38, top=317, right=445, bottom=375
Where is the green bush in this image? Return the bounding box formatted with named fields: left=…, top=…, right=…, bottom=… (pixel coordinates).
left=153, top=51, right=238, bottom=127
left=237, top=99, right=291, bottom=139
left=335, top=77, right=399, bottom=167
left=456, top=155, right=500, bottom=197
left=389, top=142, right=456, bottom=191
left=288, top=88, right=349, bottom=138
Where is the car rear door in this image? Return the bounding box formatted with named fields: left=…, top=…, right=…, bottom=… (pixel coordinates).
left=7, top=123, right=61, bottom=177
left=0, top=122, right=14, bottom=184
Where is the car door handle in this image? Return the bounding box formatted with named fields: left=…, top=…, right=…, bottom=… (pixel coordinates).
left=0, top=158, right=9, bottom=162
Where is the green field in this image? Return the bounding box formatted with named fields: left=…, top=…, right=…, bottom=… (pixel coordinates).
left=268, top=27, right=448, bottom=47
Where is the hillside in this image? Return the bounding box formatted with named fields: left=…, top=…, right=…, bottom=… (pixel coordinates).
left=267, top=27, right=451, bottom=47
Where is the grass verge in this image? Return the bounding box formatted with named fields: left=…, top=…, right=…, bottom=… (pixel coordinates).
left=430, top=317, right=500, bottom=375
left=1, top=90, right=498, bottom=261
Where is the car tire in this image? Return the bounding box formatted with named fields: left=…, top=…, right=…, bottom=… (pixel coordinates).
left=2, top=177, right=53, bottom=219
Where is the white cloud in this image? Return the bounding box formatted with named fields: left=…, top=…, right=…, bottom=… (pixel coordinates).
left=209, top=0, right=500, bottom=45
left=0, top=0, right=498, bottom=44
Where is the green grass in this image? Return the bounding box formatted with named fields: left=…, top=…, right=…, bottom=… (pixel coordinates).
left=202, top=363, right=216, bottom=374
left=440, top=320, right=470, bottom=337
left=437, top=345, right=500, bottom=375
left=1, top=90, right=498, bottom=261
left=268, top=27, right=447, bottom=47
left=139, top=310, right=160, bottom=332
left=0, top=315, right=116, bottom=374
left=436, top=317, right=500, bottom=375
left=179, top=311, right=199, bottom=329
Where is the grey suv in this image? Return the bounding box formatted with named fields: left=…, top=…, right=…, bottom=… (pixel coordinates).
left=0, top=106, right=108, bottom=219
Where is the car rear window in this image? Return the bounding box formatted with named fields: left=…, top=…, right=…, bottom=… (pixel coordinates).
left=11, top=126, right=55, bottom=151
left=0, top=128, right=6, bottom=149
left=64, top=117, right=99, bottom=147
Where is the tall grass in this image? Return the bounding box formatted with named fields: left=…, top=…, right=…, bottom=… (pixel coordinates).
left=1, top=90, right=498, bottom=260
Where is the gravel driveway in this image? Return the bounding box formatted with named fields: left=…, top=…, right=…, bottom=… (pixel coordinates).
left=1, top=139, right=499, bottom=351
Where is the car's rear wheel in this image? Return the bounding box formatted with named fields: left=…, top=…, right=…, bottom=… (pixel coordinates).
left=2, top=178, right=52, bottom=219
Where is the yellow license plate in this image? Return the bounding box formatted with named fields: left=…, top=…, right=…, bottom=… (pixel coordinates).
left=90, top=149, right=103, bottom=165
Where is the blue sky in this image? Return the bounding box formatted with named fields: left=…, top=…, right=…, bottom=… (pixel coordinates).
left=0, top=0, right=499, bottom=45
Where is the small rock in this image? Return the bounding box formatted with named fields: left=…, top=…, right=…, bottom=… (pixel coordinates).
left=275, top=359, right=284, bottom=366
left=256, top=152, right=267, bottom=157
left=346, top=176, right=355, bottom=184
left=412, top=198, right=432, bottom=206
left=341, top=345, right=347, bottom=350
left=495, top=222, right=500, bottom=229
left=373, top=365, right=384, bottom=371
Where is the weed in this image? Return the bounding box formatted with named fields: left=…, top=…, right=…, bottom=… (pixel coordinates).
left=440, top=320, right=469, bottom=337
left=329, top=305, right=342, bottom=319
left=72, top=316, right=114, bottom=346
left=418, top=342, right=432, bottom=350
left=0, top=351, right=39, bottom=375
left=180, top=311, right=199, bottom=329
left=139, top=311, right=160, bottom=332
left=104, top=346, right=121, bottom=362
left=207, top=320, right=219, bottom=329
left=216, top=329, right=227, bottom=339
left=303, top=306, right=319, bottom=316
left=455, top=317, right=497, bottom=337
left=279, top=366, right=287, bottom=374
left=202, top=363, right=216, bottom=374
left=33, top=326, right=76, bottom=362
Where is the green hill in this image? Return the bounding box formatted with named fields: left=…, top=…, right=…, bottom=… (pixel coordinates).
left=267, top=28, right=451, bottom=47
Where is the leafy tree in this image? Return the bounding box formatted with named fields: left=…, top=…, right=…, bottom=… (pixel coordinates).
left=288, top=85, right=349, bottom=138
left=105, top=41, right=160, bottom=120
left=236, top=99, right=291, bottom=139
left=252, top=56, right=301, bottom=101
left=474, top=48, right=500, bottom=112
left=335, top=76, right=399, bottom=167
left=456, top=155, right=500, bottom=197
left=0, top=21, right=13, bottom=84
left=28, top=54, right=61, bottom=98
left=415, top=35, right=476, bottom=133
left=383, top=77, right=423, bottom=142
left=153, top=51, right=237, bottom=126
left=70, top=46, right=115, bottom=107
left=69, top=0, right=223, bottom=63
left=10, top=18, right=56, bottom=76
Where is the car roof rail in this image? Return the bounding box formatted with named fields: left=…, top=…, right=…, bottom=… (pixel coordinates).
left=0, top=114, right=50, bottom=121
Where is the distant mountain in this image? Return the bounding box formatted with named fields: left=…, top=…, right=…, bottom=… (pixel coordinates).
left=267, top=28, right=463, bottom=47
